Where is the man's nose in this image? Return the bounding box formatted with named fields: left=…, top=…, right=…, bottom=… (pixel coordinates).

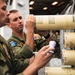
left=6, top=10, right=10, bottom=16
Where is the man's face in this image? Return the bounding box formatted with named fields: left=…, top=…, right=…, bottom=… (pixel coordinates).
left=0, top=0, right=8, bottom=27
left=8, top=12, right=24, bottom=32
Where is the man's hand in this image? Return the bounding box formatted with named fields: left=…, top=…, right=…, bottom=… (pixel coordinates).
left=25, top=14, right=36, bottom=32
left=33, top=45, right=53, bottom=69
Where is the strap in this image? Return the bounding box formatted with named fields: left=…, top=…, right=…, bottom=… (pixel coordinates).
left=61, top=0, right=74, bottom=14
left=68, top=0, right=75, bottom=14
left=0, top=35, right=12, bottom=71
left=0, top=43, right=12, bottom=70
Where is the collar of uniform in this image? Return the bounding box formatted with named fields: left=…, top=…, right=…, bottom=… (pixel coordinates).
left=0, top=35, right=8, bottom=45
left=12, top=32, right=26, bottom=42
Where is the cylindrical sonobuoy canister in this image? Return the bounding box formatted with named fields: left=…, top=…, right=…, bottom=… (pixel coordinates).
left=64, top=32, right=75, bottom=48
left=45, top=67, right=75, bottom=75
left=36, top=15, right=75, bottom=30
left=62, top=50, right=75, bottom=65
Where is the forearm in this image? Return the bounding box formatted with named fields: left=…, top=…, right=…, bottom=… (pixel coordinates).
left=26, top=30, right=34, bottom=50
left=23, top=63, right=39, bottom=75
left=25, top=15, right=36, bottom=51
left=12, top=58, right=30, bottom=74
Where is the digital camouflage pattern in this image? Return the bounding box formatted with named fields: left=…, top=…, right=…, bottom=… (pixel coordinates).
left=0, top=35, right=34, bottom=75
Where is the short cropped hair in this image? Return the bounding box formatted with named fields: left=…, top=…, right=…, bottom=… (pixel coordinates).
left=9, top=10, right=18, bottom=14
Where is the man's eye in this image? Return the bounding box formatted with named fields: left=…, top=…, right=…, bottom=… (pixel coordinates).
left=2, top=7, right=6, bottom=11
left=19, top=16, right=22, bottom=19
left=13, top=18, right=18, bottom=22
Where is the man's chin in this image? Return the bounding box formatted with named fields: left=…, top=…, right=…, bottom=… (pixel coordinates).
left=2, top=23, right=6, bottom=27
left=0, top=24, right=5, bottom=27
left=0, top=21, right=6, bottom=27
left=2, top=20, right=6, bottom=26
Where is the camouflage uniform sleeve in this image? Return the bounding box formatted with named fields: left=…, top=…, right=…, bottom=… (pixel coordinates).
left=11, top=58, right=30, bottom=74
left=35, top=39, right=47, bottom=51
left=17, top=43, right=34, bottom=58
left=9, top=43, right=34, bottom=59
left=9, top=44, right=32, bottom=74
left=8, top=44, right=33, bottom=74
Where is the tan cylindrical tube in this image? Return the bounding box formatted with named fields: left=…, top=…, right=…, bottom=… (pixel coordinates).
left=62, top=50, right=75, bottom=65
left=36, top=15, right=75, bottom=30
left=64, top=32, right=75, bottom=48
left=45, top=67, right=75, bottom=75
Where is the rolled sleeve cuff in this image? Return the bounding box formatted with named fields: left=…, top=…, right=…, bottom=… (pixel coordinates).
left=21, top=44, right=34, bottom=58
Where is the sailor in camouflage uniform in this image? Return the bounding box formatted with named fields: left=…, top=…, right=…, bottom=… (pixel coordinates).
left=7, top=10, right=47, bottom=53
left=0, top=1, right=36, bottom=74
left=6, top=9, right=47, bottom=75
left=0, top=35, right=34, bottom=75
